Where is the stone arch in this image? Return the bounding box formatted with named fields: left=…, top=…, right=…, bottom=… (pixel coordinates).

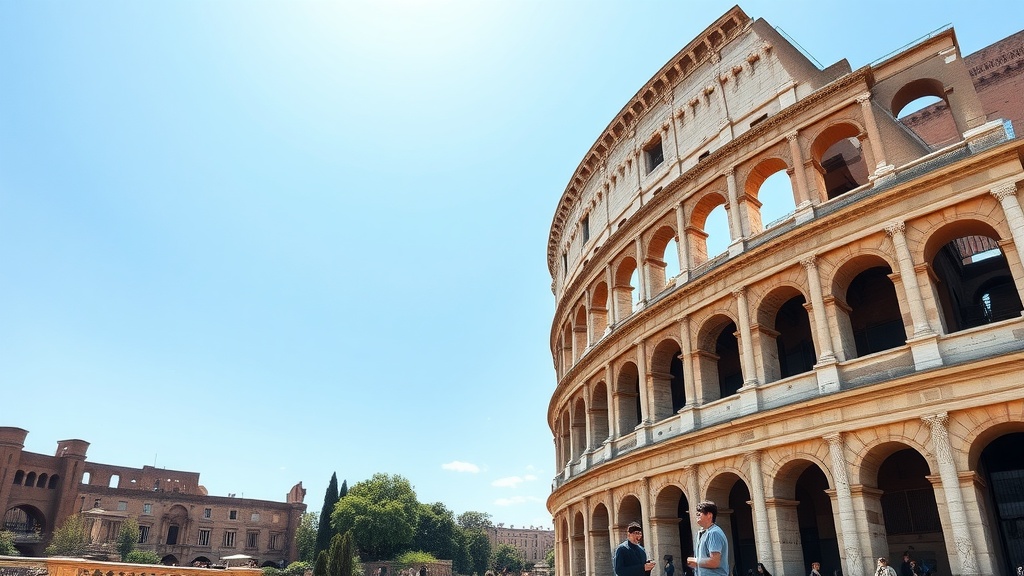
left=647, top=224, right=680, bottom=295
left=614, top=361, right=642, bottom=435
left=652, top=483, right=693, bottom=567
left=755, top=283, right=815, bottom=382
left=649, top=337, right=685, bottom=421
left=705, top=470, right=754, bottom=575
left=591, top=503, right=613, bottom=576
left=829, top=252, right=905, bottom=360
left=589, top=380, right=610, bottom=451
left=615, top=492, right=644, bottom=530
left=808, top=120, right=870, bottom=200
left=571, top=510, right=586, bottom=576
left=590, top=281, right=610, bottom=339
left=614, top=256, right=639, bottom=317
left=688, top=190, right=729, bottom=266
left=771, top=457, right=840, bottom=576
left=571, top=397, right=587, bottom=463
left=572, top=304, right=588, bottom=362
left=744, top=156, right=794, bottom=234
left=694, top=312, right=741, bottom=402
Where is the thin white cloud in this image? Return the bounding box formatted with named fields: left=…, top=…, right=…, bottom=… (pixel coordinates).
left=492, top=474, right=539, bottom=488
left=494, top=495, right=544, bottom=507
left=442, top=460, right=480, bottom=473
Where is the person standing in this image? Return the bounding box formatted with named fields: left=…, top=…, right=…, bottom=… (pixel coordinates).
left=686, top=501, right=729, bottom=576
left=614, top=522, right=656, bottom=576
left=664, top=556, right=675, bottom=576
left=808, top=561, right=822, bottom=576
left=875, top=558, right=897, bottom=576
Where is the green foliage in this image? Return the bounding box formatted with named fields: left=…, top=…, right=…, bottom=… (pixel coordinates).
left=327, top=531, right=358, bottom=576
left=45, top=514, right=87, bottom=557
left=297, top=512, right=319, bottom=563
left=455, top=512, right=492, bottom=531
left=317, top=473, right=341, bottom=559
left=544, top=548, right=554, bottom=569
left=394, top=551, right=438, bottom=567
left=332, top=473, right=419, bottom=561
left=413, top=502, right=457, bottom=560
left=465, top=529, right=491, bottom=576
left=0, top=530, right=20, bottom=556
left=451, top=530, right=471, bottom=575
left=285, top=561, right=312, bottom=576
left=117, top=518, right=140, bottom=561
left=490, top=544, right=524, bottom=573
left=125, top=550, right=161, bottom=564
left=313, top=550, right=329, bottom=576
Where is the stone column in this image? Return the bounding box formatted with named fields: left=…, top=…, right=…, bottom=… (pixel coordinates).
left=990, top=181, right=1024, bottom=307
left=636, top=237, right=648, bottom=306
left=685, top=465, right=702, bottom=545
left=679, top=316, right=697, bottom=406
left=786, top=132, right=811, bottom=207
left=801, top=257, right=840, bottom=393
left=922, top=413, right=980, bottom=576
left=823, top=433, right=864, bottom=576
left=885, top=221, right=934, bottom=337
left=726, top=168, right=745, bottom=251
left=636, top=340, right=652, bottom=446
left=734, top=287, right=759, bottom=388
left=857, top=92, right=894, bottom=178
left=745, top=451, right=774, bottom=567
left=675, top=202, right=691, bottom=283
left=606, top=264, right=618, bottom=325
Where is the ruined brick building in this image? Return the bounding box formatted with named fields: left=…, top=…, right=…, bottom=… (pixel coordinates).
left=546, top=7, right=1024, bottom=576
left=0, top=427, right=306, bottom=566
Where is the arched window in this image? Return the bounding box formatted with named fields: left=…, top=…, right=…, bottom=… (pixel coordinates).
left=930, top=232, right=1023, bottom=332
left=848, top=266, right=907, bottom=356
left=776, top=296, right=816, bottom=379
left=811, top=123, right=870, bottom=200
left=650, top=339, right=685, bottom=421
left=891, top=78, right=957, bottom=148
left=589, top=382, right=609, bottom=450
left=615, top=362, right=642, bottom=434
left=716, top=322, right=742, bottom=398
left=12, top=470, right=24, bottom=485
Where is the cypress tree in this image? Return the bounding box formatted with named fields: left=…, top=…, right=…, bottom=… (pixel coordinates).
left=338, top=531, right=354, bottom=576
left=327, top=534, right=344, bottom=576
left=313, top=550, right=328, bottom=576
left=315, top=473, right=340, bottom=558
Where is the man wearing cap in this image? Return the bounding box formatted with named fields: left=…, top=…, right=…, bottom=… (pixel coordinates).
left=614, top=522, right=656, bottom=576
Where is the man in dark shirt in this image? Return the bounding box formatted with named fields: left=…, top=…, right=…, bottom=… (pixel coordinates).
left=614, top=522, right=656, bottom=576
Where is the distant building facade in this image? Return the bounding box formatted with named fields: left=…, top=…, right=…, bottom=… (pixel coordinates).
left=486, top=526, right=555, bottom=566
left=546, top=6, right=1024, bottom=576
left=0, top=427, right=306, bottom=566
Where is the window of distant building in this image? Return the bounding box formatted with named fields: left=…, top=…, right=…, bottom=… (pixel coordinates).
left=117, top=501, right=128, bottom=511
left=229, top=510, right=238, bottom=520
left=582, top=215, right=590, bottom=244
left=198, top=529, right=211, bottom=547
left=138, top=525, right=150, bottom=544
left=246, top=531, right=259, bottom=549
left=201, top=508, right=211, bottom=519
left=93, top=498, right=101, bottom=509
left=223, top=530, right=236, bottom=548
left=143, top=503, right=153, bottom=515
left=251, top=513, right=260, bottom=522
left=269, top=533, right=282, bottom=551
left=644, top=136, right=665, bottom=174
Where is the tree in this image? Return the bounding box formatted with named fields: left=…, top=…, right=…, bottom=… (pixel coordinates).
left=465, top=529, right=491, bottom=576
left=326, top=531, right=356, bottom=576
left=296, top=511, right=319, bottom=563
left=125, top=550, right=161, bottom=564
left=456, top=512, right=492, bottom=531
left=413, top=502, right=457, bottom=560
left=317, top=473, right=341, bottom=559
left=0, top=530, right=19, bottom=556
left=490, top=544, right=524, bottom=574
left=45, top=514, right=87, bottom=557
left=117, top=518, right=140, bottom=561
left=313, top=550, right=328, bottom=576
left=451, top=530, right=471, bottom=575
left=544, top=548, right=554, bottom=570
left=332, top=473, right=419, bottom=560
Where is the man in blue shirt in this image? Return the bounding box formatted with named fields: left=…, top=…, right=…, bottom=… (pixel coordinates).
left=686, top=501, right=729, bottom=576
left=614, top=522, right=656, bottom=576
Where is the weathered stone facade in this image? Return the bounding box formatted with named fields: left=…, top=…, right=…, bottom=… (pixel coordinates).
left=0, top=428, right=306, bottom=567
left=546, top=7, right=1024, bottom=576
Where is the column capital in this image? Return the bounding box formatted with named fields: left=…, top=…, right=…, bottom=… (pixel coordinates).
left=922, top=411, right=950, bottom=429
left=800, top=255, right=818, bottom=269
left=822, top=431, right=843, bottom=446
left=732, top=286, right=747, bottom=298
left=856, top=92, right=872, bottom=104
left=884, top=221, right=906, bottom=237
left=786, top=131, right=800, bottom=142
left=743, top=450, right=762, bottom=465
left=990, top=181, right=1019, bottom=202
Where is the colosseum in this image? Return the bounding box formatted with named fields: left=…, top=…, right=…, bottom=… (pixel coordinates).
left=546, top=7, right=1024, bottom=576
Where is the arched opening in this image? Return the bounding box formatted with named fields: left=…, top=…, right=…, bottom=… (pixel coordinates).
left=161, top=555, right=180, bottom=566
left=716, top=322, right=742, bottom=398
left=847, top=266, right=906, bottom=357
left=48, top=475, right=60, bottom=489
left=81, top=471, right=90, bottom=485
left=928, top=227, right=1023, bottom=333
left=591, top=282, right=610, bottom=339
left=878, top=449, right=947, bottom=575
left=690, top=193, right=730, bottom=266
left=3, top=505, right=46, bottom=557
left=615, top=258, right=639, bottom=318
left=36, top=473, right=48, bottom=488
left=653, top=485, right=691, bottom=566
left=573, top=306, right=588, bottom=361
left=705, top=205, right=730, bottom=260
left=191, top=557, right=213, bottom=568
left=775, top=295, right=815, bottom=379
left=24, top=472, right=36, bottom=487
left=648, top=225, right=681, bottom=295
left=729, top=482, right=756, bottom=576
left=795, top=466, right=840, bottom=575
left=13, top=470, right=24, bottom=485
left=617, top=494, right=644, bottom=531
left=747, top=158, right=795, bottom=234
left=811, top=123, right=870, bottom=200
left=571, top=398, right=586, bottom=462
left=614, top=362, right=642, bottom=435
left=590, top=382, right=610, bottom=451
left=650, top=339, right=685, bottom=421
left=978, top=432, right=1024, bottom=575
left=558, top=413, right=570, bottom=470
left=571, top=511, right=585, bottom=576
left=108, top=474, right=119, bottom=488
left=591, top=504, right=612, bottom=576
left=892, top=78, right=957, bottom=148
left=558, top=518, right=570, bottom=576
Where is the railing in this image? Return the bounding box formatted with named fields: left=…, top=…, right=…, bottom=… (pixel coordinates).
left=0, top=556, right=264, bottom=576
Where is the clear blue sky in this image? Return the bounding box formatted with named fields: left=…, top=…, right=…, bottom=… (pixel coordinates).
left=2, top=1, right=1020, bottom=531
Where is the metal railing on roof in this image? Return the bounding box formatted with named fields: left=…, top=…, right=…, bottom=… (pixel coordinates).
left=870, top=23, right=953, bottom=67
